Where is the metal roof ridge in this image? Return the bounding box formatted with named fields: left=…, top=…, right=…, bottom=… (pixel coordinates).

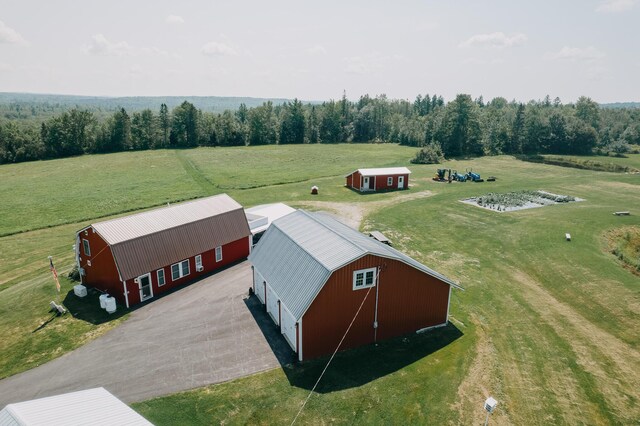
left=107, top=206, right=248, bottom=247
left=270, top=212, right=346, bottom=273
left=297, top=210, right=369, bottom=261
left=307, top=211, right=463, bottom=290
left=92, top=193, right=236, bottom=227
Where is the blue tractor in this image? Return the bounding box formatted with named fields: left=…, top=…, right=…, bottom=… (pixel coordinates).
left=466, top=169, right=484, bottom=182
left=451, top=170, right=467, bottom=182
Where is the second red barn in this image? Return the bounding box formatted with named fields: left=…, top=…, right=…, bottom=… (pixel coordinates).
left=345, top=167, right=411, bottom=193
left=75, top=194, right=251, bottom=308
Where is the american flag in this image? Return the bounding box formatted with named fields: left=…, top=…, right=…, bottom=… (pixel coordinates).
left=49, top=256, right=61, bottom=293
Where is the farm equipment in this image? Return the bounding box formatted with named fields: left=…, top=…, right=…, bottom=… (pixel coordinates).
left=451, top=170, right=467, bottom=182
left=433, top=168, right=452, bottom=182
left=466, top=169, right=484, bottom=182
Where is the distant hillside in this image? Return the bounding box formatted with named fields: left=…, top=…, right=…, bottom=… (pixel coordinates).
left=0, top=92, right=295, bottom=113
left=601, top=102, right=640, bottom=109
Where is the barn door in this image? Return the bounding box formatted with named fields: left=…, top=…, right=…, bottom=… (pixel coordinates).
left=362, top=176, right=369, bottom=191
left=138, top=273, right=153, bottom=301
left=398, top=176, right=405, bottom=189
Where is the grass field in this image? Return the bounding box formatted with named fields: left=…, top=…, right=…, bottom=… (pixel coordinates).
left=1, top=145, right=639, bottom=424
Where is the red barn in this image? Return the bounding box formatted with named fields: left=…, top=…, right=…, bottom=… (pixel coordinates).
left=75, top=194, right=251, bottom=308
left=345, top=167, right=411, bottom=192
left=248, top=210, right=462, bottom=361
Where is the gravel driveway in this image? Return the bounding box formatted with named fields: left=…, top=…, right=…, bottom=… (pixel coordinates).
left=0, top=261, right=293, bottom=406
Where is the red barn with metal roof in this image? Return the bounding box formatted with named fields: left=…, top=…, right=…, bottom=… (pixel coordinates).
left=75, top=194, right=251, bottom=308
left=249, top=210, right=462, bottom=361
left=345, top=167, right=411, bottom=192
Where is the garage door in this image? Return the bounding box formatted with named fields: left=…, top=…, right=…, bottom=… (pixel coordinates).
left=254, top=269, right=266, bottom=304
left=281, top=306, right=297, bottom=352
left=266, top=285, right=279, bottom=325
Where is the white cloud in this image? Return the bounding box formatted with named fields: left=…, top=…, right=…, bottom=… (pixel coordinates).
left=0, top=20, right=28, bottom=45
left=549, top=46, right=606, bottom=62
left=596, top=0, right=637, bottom=13
left=306, top=45, right=327, bottom=55
left=85, top=34, right=133, bottom=56
left=0, top=62, right=11, bottom=72
left=84, top=34, right=172, bottom=57
left=201, top=41, right=238, bottom=57
left=459, top=32, right=527, bottom=48
left=166, top=15, right=185, bottom=25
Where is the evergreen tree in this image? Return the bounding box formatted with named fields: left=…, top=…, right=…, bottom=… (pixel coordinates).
left=159, top=103, right=170, bottom=148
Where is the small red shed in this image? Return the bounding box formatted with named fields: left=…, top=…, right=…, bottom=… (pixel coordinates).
left=248, top=210, right=462, bottom=361
left=345, top=167, right=411, bottom=192
left=75, top=194, right=251, bottom=308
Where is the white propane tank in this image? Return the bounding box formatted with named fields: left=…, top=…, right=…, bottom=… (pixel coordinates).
left=105, top=297, right=117, bottom=314
left=73, top=284, right=87, bottom=298
left=99, top=294, right=109, bottom=309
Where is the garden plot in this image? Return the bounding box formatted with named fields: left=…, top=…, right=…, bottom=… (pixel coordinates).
left=461, top=190, right=583, bottom=212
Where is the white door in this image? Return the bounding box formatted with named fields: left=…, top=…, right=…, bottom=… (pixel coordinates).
left=281, top=307, right=297, bottom=351
left=138, top=273, right=153, bottom=301
left=254, top=269, right=266, bottom=304
left=398, top=176, right=405, bottom=189
left=362, top=176, right=369, bottom=191
left=267, top=285, right=279, bottom=325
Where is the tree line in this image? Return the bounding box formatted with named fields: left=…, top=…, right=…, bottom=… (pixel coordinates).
left=1, top=93, right=639, bottom=165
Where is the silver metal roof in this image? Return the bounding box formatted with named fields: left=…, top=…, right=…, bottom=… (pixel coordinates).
left=0, top=387, right=152, bottom=426
left=88, top=194, right=250, bottom=281
left=248, top=210, right=461, bottom=321
left=346, top=167, right=412, bottom=177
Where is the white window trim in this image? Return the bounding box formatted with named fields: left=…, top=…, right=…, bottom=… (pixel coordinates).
left=195, top=254, right=202, bottom=269
left=215, top=246, right=223, bottom=262
left=82, top=239, right=91, bottom=256
left=353, top=267, right=377, bottom=290
left=157, top=269, right=165, bottom=287
left=387, top=177, right=393, bottom=186
left=171, top=259, right=190, bottom=281
left=138, top=273, right=153, bottom=301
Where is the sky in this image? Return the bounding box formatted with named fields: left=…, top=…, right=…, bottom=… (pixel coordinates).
left=0, top=0, right=638, bottom=103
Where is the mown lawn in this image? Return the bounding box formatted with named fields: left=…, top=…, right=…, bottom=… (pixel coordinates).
left=1, top=146, right=639, bottom=424
left=0, top=144, right=418, bottom=380
left=135, top=154, right=639, bottom=425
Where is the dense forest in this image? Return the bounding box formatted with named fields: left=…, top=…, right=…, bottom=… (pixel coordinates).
left=0, top=93, right=639, bottom=165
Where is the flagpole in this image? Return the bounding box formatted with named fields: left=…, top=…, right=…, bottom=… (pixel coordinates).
left=48, top=256, right=62, bottom=306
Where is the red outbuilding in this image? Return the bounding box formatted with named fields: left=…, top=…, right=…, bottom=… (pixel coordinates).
left=249, top=210, right=462, bottom=361
left=75, top=194, right=251, bottom=308
left=345, top=167, right=411, bottom=192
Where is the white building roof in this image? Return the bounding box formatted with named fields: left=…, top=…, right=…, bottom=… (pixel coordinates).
left=0, top=387, right=153, bottom=426
left=248, top=210, right=461, bottom=321
left=245, top=203, right=296, bottom=235
left=346, top=167, right=412, bottom=177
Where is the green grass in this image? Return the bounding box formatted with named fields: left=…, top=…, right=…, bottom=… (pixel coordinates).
left=1, top=147, right=639, bottom=424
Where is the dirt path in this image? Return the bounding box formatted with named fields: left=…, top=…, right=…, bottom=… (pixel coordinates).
left=511, top=270, right=640, bottom=423
left=297, top=190, right=434, bottom=229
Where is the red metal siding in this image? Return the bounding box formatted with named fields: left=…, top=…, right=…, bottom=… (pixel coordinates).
left=373, top=174, right=409, bottom=191
left=346, top=171, right=362, bottom=190
left=90, top=235, right=249, bottom=307
left=301, top=254, right=450, bottom=360
left=79, top=228, right=124, bottom=303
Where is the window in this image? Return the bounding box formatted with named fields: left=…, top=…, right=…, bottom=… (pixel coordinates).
left=171, top=259, right=190, bottom=281
left=195, top=255, right=203, bottom=271
left=215, top=246, right=223, bottom=262
left=157, top=269, right=165, bottom=286
left=82, top=239, right=91, bottom=256
left=353, top=267, right=377, bottom=290
left=387, top=177, right=393, bottom=186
